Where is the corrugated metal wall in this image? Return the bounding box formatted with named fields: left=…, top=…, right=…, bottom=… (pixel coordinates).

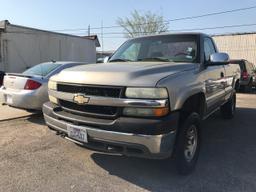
left=0, top=24, right=97, bottom=73
left=213, top=34, right=256, bottom=65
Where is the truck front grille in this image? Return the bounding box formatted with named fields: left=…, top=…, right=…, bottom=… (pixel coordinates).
left=57, top=83, right=122, bottom=98
left=59, top=100, right=118, bottom=117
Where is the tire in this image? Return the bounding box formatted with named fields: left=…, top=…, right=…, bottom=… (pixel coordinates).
left=235, top=81, right=240, bottom=92
left=174, top=112, right=201, bottom=175
left=245, top=80, right=253, bottom=93
left=220, top=92, right=236, bottom=119
left=239, top=85, right=245, bottom=92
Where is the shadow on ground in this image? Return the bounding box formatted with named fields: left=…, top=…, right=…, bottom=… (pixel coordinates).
left=91, top=107, right=256, bottom=192
left=26, top=113, right=45, bottom=125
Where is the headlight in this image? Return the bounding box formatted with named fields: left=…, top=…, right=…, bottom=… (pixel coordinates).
left=48, top=80, right=57, bottom=90
left=49, top=95, right=58, bottom=104
left=125, top=87, right=168, bottom=99
left=123, top=107, right=169, bottom=117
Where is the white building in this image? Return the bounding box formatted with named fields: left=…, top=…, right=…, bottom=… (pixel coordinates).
left=213, top=33, right=256, bottom=64
left=0, top=20, right=100, bottom=73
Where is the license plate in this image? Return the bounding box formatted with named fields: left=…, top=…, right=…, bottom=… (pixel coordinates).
left=67, top=124, right=88, bottom=143
left=6, top=94, right=13, bottom=104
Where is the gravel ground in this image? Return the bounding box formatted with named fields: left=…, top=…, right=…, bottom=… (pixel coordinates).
left=0, top=93, right=256, bottom=192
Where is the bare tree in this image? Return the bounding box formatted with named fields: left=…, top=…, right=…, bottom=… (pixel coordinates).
left=117, top=10, right=169, bottom=38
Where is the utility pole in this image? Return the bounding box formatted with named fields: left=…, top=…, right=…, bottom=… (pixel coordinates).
left=88, top=24, right=90, bottom=36
left=101, top=20, right=104, bottom=57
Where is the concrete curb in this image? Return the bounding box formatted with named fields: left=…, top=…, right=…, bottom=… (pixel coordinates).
left=0, top=113, right=40, bottom=122
left=0, top=105, right=41, bottom=122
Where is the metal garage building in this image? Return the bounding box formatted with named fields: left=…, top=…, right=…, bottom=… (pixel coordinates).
left=213, top=33, right=256, bottom=65
left=0, top=20, right=100, bottom=73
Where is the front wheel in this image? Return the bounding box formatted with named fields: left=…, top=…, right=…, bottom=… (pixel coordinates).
left=174, top=113, right=201, bottom=175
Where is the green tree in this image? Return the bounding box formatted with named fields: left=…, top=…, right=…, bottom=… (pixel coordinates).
left=117, top=10, right=169, bottom=38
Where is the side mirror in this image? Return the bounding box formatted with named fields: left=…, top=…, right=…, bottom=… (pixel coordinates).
left=96, top=58, right=104, bottom=63
left=209, top=53, right=230, bottom=65
left=97, top=56, right=110, bottom=63
left=103, top=56, right=110, bottom=63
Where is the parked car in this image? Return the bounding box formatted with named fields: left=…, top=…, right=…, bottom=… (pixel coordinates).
left=0, top=61, right=87, bottom=110
left=0, top=71, right=5, bottom=87
left=43, top=33, right=240, bottom=175
left=230, top=59, right=256, bottom=92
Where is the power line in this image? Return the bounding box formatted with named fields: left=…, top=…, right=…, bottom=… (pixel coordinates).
left=68, top=23, right=256, bottom=36
left=7, top=23, right=256, bottom=38
left=52, top=5, right=256, bottom=32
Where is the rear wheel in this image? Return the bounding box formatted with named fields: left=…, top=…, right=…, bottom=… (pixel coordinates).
left=239, top=85, right=245, bottom=92
left=235, top=81, right=240, bottom=92
left=245, top=80, right=253, bottom=93
left=220, top=92, right=236, bottom=119
left=174, top=113, right=201, bottom=175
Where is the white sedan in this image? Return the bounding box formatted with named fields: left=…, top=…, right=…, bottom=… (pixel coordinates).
left=0, top=61, right=87, bottom=110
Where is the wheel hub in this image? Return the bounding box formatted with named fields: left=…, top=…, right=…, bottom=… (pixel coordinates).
left=184, top=125, right=198, bottom=162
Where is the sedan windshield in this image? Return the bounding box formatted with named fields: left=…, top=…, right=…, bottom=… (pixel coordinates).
left=23, top=63, right=61, bottom=77
left=109, top=35, right=199, bottom=63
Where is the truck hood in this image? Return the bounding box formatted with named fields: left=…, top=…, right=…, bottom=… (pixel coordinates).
left=52, top=62, right=196, bottom=87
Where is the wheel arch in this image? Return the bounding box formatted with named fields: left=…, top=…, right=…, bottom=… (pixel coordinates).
left=178, top=92, right=206, bottom=120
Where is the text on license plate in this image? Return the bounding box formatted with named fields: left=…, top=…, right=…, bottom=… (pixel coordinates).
left=67, top=124, right=88, bottom=143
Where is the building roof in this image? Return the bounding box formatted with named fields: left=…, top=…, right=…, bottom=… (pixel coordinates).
left=0, top=20, right=100, bottom=47
left=82, top=35, right=100, bottom=47
left=212, top=32, right=256, bottom=37
left=0, top=20, right=9, bottom=31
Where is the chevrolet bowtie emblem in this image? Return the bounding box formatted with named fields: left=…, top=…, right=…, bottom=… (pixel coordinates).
left=73, top=94, right=90, bottom=105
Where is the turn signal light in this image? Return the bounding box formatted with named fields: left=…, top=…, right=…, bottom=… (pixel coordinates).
left=153, top=107, right=169, bottom=117
left=123, top=107, right=169, bottom=117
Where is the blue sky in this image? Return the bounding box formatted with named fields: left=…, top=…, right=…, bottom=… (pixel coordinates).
left=0, top=0, right=256, bottom=50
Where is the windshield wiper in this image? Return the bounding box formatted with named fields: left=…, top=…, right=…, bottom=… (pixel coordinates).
left=109, top=58, right=132, bottom=62
left=138, top=57, right=172, bottom=62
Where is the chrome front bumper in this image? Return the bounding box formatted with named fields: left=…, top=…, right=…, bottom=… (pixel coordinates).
left=43, top=102, right=178, bottom=159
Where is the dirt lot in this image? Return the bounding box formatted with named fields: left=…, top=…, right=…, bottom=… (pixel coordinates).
left=0, top=93, right=256, bottom=192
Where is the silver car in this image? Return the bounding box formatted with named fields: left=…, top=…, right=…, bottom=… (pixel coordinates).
left=0, top=61, right=87, bottom=110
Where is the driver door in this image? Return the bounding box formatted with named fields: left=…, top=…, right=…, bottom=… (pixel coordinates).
left=203, top=38, right=226, bottom=115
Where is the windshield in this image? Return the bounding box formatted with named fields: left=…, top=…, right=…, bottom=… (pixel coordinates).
left=110, top=35, right=199, bottom=63
left=23, top=63, right=61, bottom=76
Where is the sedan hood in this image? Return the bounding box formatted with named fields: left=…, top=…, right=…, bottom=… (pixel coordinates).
left=52, top=62, right=196, bottom=87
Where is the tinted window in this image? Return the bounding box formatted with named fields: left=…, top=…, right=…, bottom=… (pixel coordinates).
left=238, top=61, right=246, bottom=71
left=204, top=38, right=216, bottom=61
left=248, top=62, right=254, bottom=72
left=245, top=61, right=251, bottom=72
left=23, top=63, right=61, bottom=76
left=110, top=35, right=199, bottom=63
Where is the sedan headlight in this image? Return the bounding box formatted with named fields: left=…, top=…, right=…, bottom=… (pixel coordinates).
left=125, top=87, right=168, bottom=99
left=48, top=80, right=57, bottom=90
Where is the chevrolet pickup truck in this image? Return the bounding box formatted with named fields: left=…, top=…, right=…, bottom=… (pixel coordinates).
left=43, top=33, right=240, bottom=175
